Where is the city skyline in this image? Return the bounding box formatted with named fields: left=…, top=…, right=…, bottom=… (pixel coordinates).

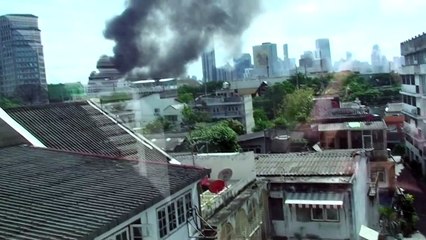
left=2, top=0, right=426, bottom=83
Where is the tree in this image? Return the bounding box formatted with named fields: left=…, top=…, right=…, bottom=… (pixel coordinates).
left=178, top=92, right=194, bottom=104
left=222, top=119, right=245, bottom=135
left=143, top=117, right=173, bottom=134
left=0, top=96, right=20, bottom=109
left=280, top=88, right=314, bottom=128
left=182, top=105, right=210, bottom=127
left=14, top=84, right=48, bottom=105
left=48, top=84, right=72, bottom=103
left=190, top=121, right=240, bottom=152
left=252, top=108, right=274, bottom=132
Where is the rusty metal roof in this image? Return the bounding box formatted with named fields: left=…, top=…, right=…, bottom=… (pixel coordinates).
left=255, top=150, right=357, bottom=177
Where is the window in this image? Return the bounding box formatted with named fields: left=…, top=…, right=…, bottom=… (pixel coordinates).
left=177, top=198, right=185, bottom=224
left=296, top=207, right=340, bottom=222
left=269, top=198, right=284, bottom=220
left=158, top=208, right=167, bottom=238
left=296, top=207, right=310, bottom=222
left=325, top=208, right=339, bottom=221
left=167, top=203, right=177, bottom=231
left=311, top=208, right=324, bottom=221
left=157, top=192, right=192, bottom=238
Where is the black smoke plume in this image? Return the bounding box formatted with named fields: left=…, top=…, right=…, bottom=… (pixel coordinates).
left=104, top=0, right=260, bottom=79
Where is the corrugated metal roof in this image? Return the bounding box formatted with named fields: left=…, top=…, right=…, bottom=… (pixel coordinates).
left=0, top=146, right=208, bottom=240
left=4, top=101, right=169, bottom=163
left=255, top=150, right=356, bottom=176
left=317, top=121, right=387, bottom=131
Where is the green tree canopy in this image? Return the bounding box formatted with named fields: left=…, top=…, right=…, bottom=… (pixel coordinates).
left=143, top=117, right=173, bottom=134
left=280, top=87, right=314, bottom=128
left=182, top=105, right=210, bottom=127
left=190, top=121, right=240, bottom=153
left=221, top=119, right=245, bottom=135
left=0, top=96, right=20, bottom=109
left=252, top=108, right=274, bottom=132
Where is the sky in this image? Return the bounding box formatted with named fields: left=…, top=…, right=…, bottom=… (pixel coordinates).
left=2, top=0, right=426, bottom=84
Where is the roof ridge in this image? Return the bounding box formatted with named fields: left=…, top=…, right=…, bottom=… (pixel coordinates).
left=26, top=146, right=208, bottom=171
left=4, top=101, right=88, bottom=111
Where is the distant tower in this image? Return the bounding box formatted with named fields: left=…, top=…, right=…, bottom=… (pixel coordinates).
left=252, top=42, right=278, bottom=77
left=371, top=44, right=384, bottom=73
left=283, top=44, right=289, bottom=60
left=315, top=39, right=332, bottom=72
left=0, top=14, right=48, bottom=104
left=202, top=49, right=217, bottom=82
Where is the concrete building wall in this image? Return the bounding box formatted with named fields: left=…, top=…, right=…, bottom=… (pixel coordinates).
left=95, top=181, right=201, bottom=240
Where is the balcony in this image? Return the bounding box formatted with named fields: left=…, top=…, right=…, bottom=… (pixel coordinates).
left=401, top=84, right=417, bottom=94
left=200, top=178, right=253, bottom=219
left=196, top=97, right=243, bottom=106
left=402, top=104, right=418, bottom=118
left=212, top=111, right=242, bottom=118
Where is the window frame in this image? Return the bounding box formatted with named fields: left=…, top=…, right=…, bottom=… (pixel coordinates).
left=311, top=207, right=324, bottom=221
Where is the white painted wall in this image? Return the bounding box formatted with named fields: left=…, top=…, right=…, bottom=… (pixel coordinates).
left=132, top=94, right=180, bottom=128
left=283, top=203, right=351, bottom=239
left=243, top=95, right=255, bottom=133
left=351, top=154, right=374, bottom=240
left=94, top=181, right=202, bottom=240
left=178, top=152, right=256, bottom=181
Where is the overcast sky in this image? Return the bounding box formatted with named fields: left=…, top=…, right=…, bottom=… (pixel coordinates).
left=2, top=0, right=426, bottom=84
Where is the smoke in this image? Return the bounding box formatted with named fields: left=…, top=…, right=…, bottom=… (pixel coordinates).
left=104, top=0, right=260, bottom=79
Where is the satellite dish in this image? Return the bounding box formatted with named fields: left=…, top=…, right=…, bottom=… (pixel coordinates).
left=209, top=180, right=225, bottom=194
left=217, top=168, right=233, bottom=182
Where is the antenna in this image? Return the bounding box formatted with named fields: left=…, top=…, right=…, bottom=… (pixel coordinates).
left=217, top=168, right=233, bottom=182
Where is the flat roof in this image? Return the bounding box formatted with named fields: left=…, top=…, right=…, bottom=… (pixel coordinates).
left=317, top=121, right=387, bottom=131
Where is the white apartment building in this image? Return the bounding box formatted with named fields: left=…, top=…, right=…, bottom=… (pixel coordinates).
left=400, top=33, right=426, bottom=175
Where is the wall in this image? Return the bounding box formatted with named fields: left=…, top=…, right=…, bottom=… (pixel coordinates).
left=94, top=181, right=202, bottom=240
left=243, top=95, right=255, bottom=133
left=283, top=202, right=351, bottom=239
left=179, top=152, right=256, bottom=181
left=133, top=94, right=180, bottom=128
left=351, top=153, right=377, bottom=239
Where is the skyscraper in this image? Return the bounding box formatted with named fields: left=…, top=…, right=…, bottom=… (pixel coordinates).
left=283, top=44, right=289, bottom=60
left=252, top=42, right=278, bottom=77
left=315, top=38, right=332, bottom=72
left=233, top=53, right=252, bottom=80
left=0, top=14, right=48, bottom=104
left=201, top=49, right=217, bottom=82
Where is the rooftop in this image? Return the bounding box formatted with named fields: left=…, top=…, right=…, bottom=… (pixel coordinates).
left=0, top=146, right=208, bottom=239
left=317, top=121, right=387, bottom=131
left=255, top=150, right=358, bottom=177
left=3, top=101, right=171, bottom=163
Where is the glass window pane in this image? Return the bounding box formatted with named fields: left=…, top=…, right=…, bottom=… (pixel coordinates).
left=325, top=208, right=339, bottom=221
left=296, top=207, right=311, bottom=222
left=311, top=208, right=324, bottom=221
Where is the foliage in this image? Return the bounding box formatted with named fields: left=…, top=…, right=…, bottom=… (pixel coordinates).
left=342, top=73, right=401, bottom=105
left=143, top=117, right=173, bottom=134
left=48, top=83, right=85, bottom=103
left=14, top=84, right=48, bottom=105
left=221, top=119, right=245, bottom=135
left=280, top=88, right=314, bottom=128
left=182, top=105, right=210, bottom=127
left=190, top=121, right=240, bottom=153
left=252, top=108, right=274, bottom=132
left=0, top=96, right=20, bottom=109
left=178, top=92, right=194, bottom=104
left=100, top=92, right=132, bottom=104
left=177, top=81, right=224, bottom=101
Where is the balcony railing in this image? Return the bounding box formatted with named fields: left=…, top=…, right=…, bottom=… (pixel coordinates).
left=200, top=178, right=253, bottom=220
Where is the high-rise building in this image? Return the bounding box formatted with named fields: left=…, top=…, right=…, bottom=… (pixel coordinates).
left=0, top=14, right=48, bottom=104
left=233, top=53, right=252, bottom=80
left=283, top=44, right=289, bottom=60
left=400, top=33, right=426, bottom=175
left=315, top=38, right=332, bottom=72
left=201, top=49, right=217, bottom=82
left=252, top=42, right=279, bottom=77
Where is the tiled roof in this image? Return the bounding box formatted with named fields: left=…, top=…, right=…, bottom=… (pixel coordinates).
left=0, top=146, right=209, bottom=239
left=255, top=150, right=356, bottom=176
left=4, top=101, right=170, bottom=163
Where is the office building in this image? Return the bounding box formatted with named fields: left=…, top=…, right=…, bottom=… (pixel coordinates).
left=252, top=42, right=279, bottom=77
left=315, top=38, right=332, bottom=72
left=0, top=14, right=48, bottom=104
left=202, top=49, right=217, bottom=82
left=400, top=33, right=426, bottom=176
left=233, top=53, right=252, bottom=80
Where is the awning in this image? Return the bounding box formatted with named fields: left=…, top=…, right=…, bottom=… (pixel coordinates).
left=284, top=192, right=344, bottom=209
